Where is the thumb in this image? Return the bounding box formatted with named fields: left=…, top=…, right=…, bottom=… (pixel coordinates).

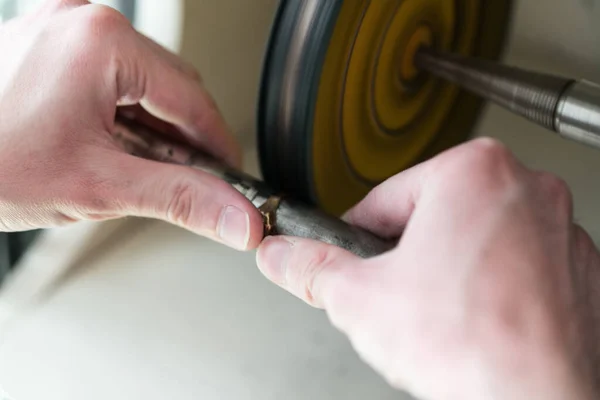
left=256, top=236, right=361, bottom=308
left=104, top=153, right=264, bottom=250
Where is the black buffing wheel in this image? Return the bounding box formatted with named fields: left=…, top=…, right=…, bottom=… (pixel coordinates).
left=258, top=0, right=514, bottom=216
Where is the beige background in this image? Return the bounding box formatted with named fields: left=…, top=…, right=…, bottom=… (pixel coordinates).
left=1, top=1, right=600, bottom=400
left=179, top=0, right=279, bottom=148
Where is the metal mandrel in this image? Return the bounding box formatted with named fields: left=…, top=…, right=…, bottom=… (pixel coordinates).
left=112, top=117, right=395, bottom=258
left=416, top=48, right=600, bottom=150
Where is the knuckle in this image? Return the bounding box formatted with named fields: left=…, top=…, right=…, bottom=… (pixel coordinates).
left=166, top=180, right=197, bottom=226
left=75, top=4, right=130, bottom=39
left=86, top=4, right=129, bottom=27
left=301, top=248, right=338, bottom=306
left=62, top=5, right=132, bottom=66
left=442, top=138, right=523, bottom=193
left=464, top=137, right=516, bottom=171
left=540, top=173, right=572, bottom=210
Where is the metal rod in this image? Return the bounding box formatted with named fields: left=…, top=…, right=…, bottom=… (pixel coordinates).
left=415, top=48, right=600, bottom=149
left=112, top=117, right=395, bottom=258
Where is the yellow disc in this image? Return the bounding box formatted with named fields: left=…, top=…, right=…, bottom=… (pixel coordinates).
left=258, top=0, right=513, bottom=216
left=310, top=0, right=510, bottom=215
left=400, top=26, right=434, bottom=82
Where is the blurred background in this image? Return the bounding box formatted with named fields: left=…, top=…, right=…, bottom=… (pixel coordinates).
left=0, top=1, right=600, bottom=399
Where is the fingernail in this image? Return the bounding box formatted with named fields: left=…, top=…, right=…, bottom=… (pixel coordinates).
left=257, top=238, right=293, bottom=285
left=217, top=206, right=250, bottom=250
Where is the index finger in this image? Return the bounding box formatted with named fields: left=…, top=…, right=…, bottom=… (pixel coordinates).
left=343, top=138, right=517, bottom=239
left=343, top=161, right=427, bottom=239
left=109, top=15, right=241, bottom=167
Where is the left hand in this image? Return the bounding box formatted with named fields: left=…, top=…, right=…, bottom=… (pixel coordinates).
left=0, top=0, right=264, bottom=250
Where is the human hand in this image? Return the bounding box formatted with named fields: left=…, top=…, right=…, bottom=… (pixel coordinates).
left=257, top=138, right=600, bottom=400
left=0, top=0, right=263, bottom=250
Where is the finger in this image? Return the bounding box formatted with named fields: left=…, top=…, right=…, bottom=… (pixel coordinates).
left=343, top=137, right=524, bottom=239
left=114, top=28, right=242, bottom=168
left=91, top=151, right=263, bottom=250
left=343, top=162, right=427, bottom=239
left=256, top=236, right=361, bottom=308
left=136, top=31, right=201, bottom=82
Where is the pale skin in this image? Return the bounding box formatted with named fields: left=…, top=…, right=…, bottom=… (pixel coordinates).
left=0, top=0, right=265, bottom=249
left=1, top=1, right=599, bottom=399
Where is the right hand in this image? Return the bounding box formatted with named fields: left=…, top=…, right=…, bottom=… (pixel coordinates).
left=257, top=138, right=600, bottom=400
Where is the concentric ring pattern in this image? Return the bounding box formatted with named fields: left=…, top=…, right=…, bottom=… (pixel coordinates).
left=258, top=0, right=514, bottom=215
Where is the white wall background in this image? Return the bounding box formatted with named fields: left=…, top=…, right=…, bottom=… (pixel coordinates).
left=509, top=0, right=600, bottom=67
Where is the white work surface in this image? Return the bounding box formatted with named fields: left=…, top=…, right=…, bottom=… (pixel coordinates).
left=2, top=1, right=600, bottom=399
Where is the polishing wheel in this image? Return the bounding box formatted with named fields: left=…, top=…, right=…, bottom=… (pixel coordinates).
left=258, top=0, right=514, bottom=216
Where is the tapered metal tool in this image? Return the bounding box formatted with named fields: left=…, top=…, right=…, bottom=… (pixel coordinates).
left=416, top=48, right=600, bottom=149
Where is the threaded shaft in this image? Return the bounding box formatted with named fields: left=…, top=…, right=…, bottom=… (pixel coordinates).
left=416, top=49, right=572, bottom=131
